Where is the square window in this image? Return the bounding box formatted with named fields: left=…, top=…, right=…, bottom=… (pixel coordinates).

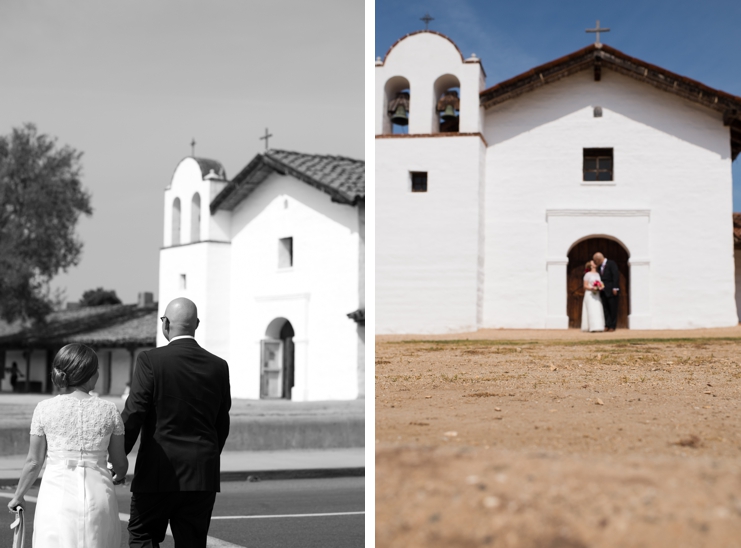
left=279, top=237, right=293, bottom=268
left=411, top=171, right=428, bottom=192
left=583, top=148, right=613, bottom=181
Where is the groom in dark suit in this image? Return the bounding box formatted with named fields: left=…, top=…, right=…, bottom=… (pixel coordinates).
left=593, top=252, right=620, bottom=331
left=123, top=298, right=231, bottom=548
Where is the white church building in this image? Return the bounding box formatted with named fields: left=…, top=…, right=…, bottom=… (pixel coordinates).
left=158, top=150, right=364, bottom=400
left=376, top=31, right=741, bottom=333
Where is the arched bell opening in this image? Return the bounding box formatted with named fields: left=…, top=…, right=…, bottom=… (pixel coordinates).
left=171, top=197, right=181, bottom=246
left=567, top=237, right=630, bottom=328
left=261, top=318, right=295, bottom=399
left=384, top=76, right=410, bottom=135
left=434, top=74, right=460, bottom=134
left=190, top=192, right=201, bottom=243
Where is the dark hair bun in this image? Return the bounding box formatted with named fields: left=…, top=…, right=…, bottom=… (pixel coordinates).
left=51, top=344, right=98, bottom=389
left=51, top=367, right=68, bottom=389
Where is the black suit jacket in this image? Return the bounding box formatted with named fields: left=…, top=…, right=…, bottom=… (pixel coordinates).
left=122, top=338, right=231, bottom=493
left=600, top=259, right=620, bottom=295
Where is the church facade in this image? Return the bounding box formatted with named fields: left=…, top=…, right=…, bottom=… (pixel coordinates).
left=376, top=31, right=741, bottom=333
left=159, top=150, right=364, bottom=400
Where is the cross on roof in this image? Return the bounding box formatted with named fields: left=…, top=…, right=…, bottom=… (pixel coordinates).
left=190, top=138, right=196, bottom=156
left=420, top=13, right=434, bottom=30
left=586, top=20, right=610, bottom=46
left=259, top=128, right=273, bottom=151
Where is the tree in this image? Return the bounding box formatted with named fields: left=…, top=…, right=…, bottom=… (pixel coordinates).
left=0, top=123, right=92, bottom=323
left=79, top=287, right=122, bottom=307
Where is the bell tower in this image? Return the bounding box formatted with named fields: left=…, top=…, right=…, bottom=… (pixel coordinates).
left=375, top=30, right=488, bottom=334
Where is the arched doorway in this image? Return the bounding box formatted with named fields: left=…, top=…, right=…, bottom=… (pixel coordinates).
left=567, top=237, right=630, bottom=329
left=261, top=318, right=295, bottom=399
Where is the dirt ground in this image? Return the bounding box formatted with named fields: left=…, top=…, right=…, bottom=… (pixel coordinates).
left=376, top=334, right=741, bottom=548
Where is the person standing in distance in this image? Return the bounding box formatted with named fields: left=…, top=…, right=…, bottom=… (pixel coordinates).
left=123, top=298, right=231, bottom=548
left=593, top=252, right=620, bottom=332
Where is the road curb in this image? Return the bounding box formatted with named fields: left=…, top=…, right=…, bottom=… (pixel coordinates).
left=0, top=467, right=365, bottom=488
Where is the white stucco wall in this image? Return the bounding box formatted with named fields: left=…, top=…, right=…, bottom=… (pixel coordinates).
left=483, top=68, right=736, bottom=329
left=157, top=242, right=232, bottom=362
left=225, top=173, right=360, bottom=400
left=376, top=135, right=486, bottom=334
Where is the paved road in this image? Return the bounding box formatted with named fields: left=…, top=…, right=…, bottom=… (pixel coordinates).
left=0, top=477, right=364, bottom=548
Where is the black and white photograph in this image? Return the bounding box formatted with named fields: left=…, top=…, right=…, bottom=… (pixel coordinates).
left=0, top=1, right=365, bottom=547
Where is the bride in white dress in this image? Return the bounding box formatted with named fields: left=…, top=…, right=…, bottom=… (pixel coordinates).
left=7, top=343, right=128, bottom=547
left=582, top=260, right=606, bottom=332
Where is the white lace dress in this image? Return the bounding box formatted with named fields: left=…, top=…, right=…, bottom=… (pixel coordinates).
left=581, top=272, right=606, bottom=332
left=30, top=394, right=124, bottom=548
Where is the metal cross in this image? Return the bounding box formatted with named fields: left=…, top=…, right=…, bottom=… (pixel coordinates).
left=586, top=20, right=610, bottom=46
left=259, top=128, right=273, bottom=151
left=190, top=138, right=196, bottom=156
left=420, top=13, right=434, bottom=30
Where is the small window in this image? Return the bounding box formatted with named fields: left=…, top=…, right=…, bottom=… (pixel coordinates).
left=411, top=171, right=428, bottom=192
left=179, top=274, right=187, bottom=290
left=593, top=106, right=602, bottom=118
left=583, top=148, right=613, bottom=181
left=279, top=237, right=293, bottom=268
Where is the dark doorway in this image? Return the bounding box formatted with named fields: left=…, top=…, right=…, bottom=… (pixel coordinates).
left=567, top=237, right=630, bottom=329
left=261, top=318, right=295, bottom=400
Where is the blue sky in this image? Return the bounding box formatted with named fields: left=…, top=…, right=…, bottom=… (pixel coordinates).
left=376, top=0, right=741, bottom=208
left=0, top=0, right=363, bottom=304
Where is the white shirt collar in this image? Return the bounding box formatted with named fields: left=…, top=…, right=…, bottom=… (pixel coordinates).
left=169, top=335, right=196, bottom=344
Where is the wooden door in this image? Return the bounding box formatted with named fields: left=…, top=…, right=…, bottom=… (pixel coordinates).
left=260, top=340, right=283, bottom=399
left=567, top=238, right=630, bottom=328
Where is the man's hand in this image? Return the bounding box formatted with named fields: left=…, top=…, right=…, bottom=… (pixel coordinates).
left=613, top=289, right=619, bottom=295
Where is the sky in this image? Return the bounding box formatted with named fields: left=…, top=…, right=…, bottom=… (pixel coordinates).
left=376, top=0, right=741, bottom=207
left=0, top=0, right=364, bottom=305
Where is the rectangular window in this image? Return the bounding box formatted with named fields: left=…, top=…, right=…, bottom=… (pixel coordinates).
left=583, top=148, right=613, bottom=181
left=179, top=274, right=187, bottom=290
left=279, top=237, right=293, bottom=268
left=411, top=171, right=428, bottom=192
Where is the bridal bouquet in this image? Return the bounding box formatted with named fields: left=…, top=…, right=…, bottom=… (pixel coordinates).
left=592, top=280, right=604, bottom=291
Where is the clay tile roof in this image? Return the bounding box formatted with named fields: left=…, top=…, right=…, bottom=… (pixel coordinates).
left=192, top=157, right=227, bottom=180
left=733, top=214, right=741, bottom=247
left=347, top=308, right=365, bottom=324
left=0, top=304, right=158, bottom=348
left=479, top=43, right=741, bottom=160
left=210, top=150, right=364, bottom=213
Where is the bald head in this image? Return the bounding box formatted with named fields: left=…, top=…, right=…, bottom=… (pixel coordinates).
left=593, top=252, right=604, bottom=266
left=162, top=298, right=199, bottom=339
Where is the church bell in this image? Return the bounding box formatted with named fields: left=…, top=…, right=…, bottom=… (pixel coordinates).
left=441, top=105, right=457, bottom=121
left=391, top=105, right=409, bottom=126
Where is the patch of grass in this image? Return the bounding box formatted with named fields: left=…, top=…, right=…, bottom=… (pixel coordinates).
left=387, top=336, right=741, bottom=348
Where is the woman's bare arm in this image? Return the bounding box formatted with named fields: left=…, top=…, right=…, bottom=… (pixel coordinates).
left=7, top=434, right=46, bottom=510
left=108, top=433, right=128, bottom=483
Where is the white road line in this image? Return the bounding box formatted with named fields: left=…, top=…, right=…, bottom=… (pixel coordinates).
left=2, top=496, right=244, bottom=548
left=211, top=511, right=365, bottom=519
left=119, top=514, right=245, bottom=547
left=0, top=493, right=38, bottom=503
